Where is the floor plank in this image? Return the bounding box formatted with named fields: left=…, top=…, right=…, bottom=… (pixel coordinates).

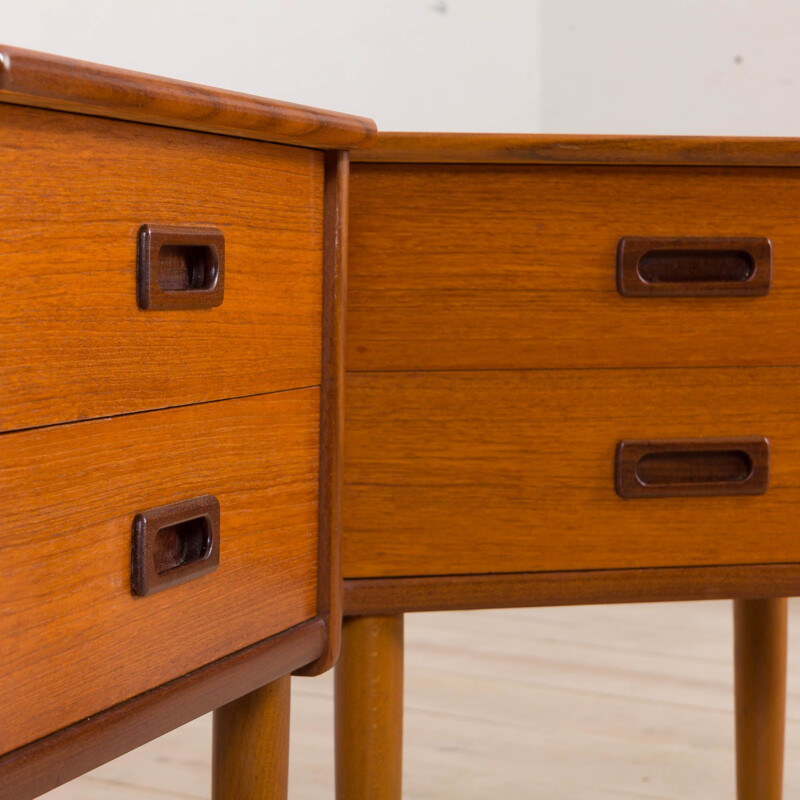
left=40, top=600, right=800, bottom=798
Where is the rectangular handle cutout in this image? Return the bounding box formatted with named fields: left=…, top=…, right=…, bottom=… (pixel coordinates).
left=615, top=437, right=769, bottom=498
left=617, top=237, right=771, bottom=297
left=138, top=224, right=224, bottom=310
left=131, top=494, right=220, bottom=596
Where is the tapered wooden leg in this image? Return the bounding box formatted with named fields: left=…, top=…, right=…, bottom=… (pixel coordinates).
left=212, top=675, right=291, bottom=800
left=335, top=614, right=404, bottom=800
left=734, top=598, right=788, bottom=800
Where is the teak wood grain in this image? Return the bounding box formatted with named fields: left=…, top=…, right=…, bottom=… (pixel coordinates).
left=0, top=103, right=324, bottom=432
left=348, top=163, right=800, bottom=371
left=1, top=389, right=319, bottom=755
left=297, top=151, right=349, bottom=676
left=0, top=44, right=376, bottom=149
left=351, top=132, right=800, bottom=166
left=0, top=620, right=324, bottom=800
left=344, top=368, right=800, bottom=578
left=342, top=565, right=800, bottom=616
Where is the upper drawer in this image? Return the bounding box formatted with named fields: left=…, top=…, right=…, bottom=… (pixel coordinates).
left=0, top=104, right=323, bottom=432
left=348, top=163, right=800, bottom=371
left=1, top=390, right=319, bottom=755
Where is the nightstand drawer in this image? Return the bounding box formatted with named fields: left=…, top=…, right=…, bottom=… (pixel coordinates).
left=1, top=390, right=320, bottom=754
left=344, top=368, right=800, bottom=578
left=348, top=163, right=800, bottom=371
left=0, top=103, right=324, bottom=433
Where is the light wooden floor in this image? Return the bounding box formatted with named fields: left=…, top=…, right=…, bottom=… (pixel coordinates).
left=43, top=600, right=800, bottom=799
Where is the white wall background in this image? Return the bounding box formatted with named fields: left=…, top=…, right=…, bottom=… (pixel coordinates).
left=0, top=0, right=542, bottom=132
left=544, top=0, right=800, bottom=136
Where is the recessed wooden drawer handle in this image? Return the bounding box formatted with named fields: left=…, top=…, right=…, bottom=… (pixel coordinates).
left=137, top=224, right=225, bottom=310
left=617, top=237, right=772, bottom=297
left=131, top=494, right=220, bottom=596
left=615, top=437, right=769, bottom=498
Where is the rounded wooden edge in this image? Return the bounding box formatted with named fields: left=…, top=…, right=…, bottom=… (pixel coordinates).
left=295, top=151, right=348, bottom=678
left=342, top=564, right=800, bottom=615
left=0, top=44, right=377, bottom=150
left=0, top=618, right=325, bottom=800
left=351, top=132, right=800, bottom=166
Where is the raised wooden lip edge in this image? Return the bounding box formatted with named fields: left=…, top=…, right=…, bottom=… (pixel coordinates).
left=351, top=132, right=800, bottom=166
left=342, top=565, right=800, bottom=615
left=0, top=44, right=376, bottom=150
left=295, top=150, right=348, bottom=676
left=0, top=617, right=326, bottom=800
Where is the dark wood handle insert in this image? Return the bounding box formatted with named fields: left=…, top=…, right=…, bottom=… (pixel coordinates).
left=636, top=449, right=752, bottom=486
left=617, top=237, right=771, bottom=297
left=131, top=494, right=220, bottom=596
left=137, top=225, right=225, bottom=310
left=615, top=437, right=769, bottom=498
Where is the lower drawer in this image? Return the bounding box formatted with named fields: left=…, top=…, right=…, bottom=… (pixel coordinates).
left=343, top=368, right=800, bottom=578
left=1, top=390, right=320, bottom=754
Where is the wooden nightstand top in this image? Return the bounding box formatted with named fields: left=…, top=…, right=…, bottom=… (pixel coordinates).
left=352, top=131, right=800, bottom=165
left=0, top=43, right=377, bottom=149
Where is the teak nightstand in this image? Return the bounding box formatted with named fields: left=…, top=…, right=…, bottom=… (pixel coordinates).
left=338, top=133, right=800, bottom=800
left=0, top=45, right=375, bottom=799
left=4, top=42, right=800, bottom=800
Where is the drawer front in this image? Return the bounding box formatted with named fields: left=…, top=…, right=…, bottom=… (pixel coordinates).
left=348, top=163, right=800, bottom=371
left=343, top=369, right=800, bottom=578
left=0, top=104, right=323, bottom=432
left=1, top=390, right=319, bottom=754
